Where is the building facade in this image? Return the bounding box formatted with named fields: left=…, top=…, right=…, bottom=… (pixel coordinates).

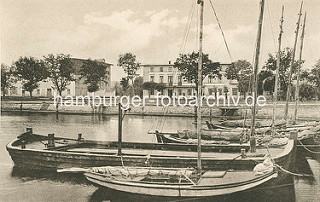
left=142, top=62, right=239, bottom=98
left=5, top=58, right=112, bottom=97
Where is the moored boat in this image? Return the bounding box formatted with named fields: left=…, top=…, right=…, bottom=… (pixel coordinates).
left=83, top=166, right=278, bottom=197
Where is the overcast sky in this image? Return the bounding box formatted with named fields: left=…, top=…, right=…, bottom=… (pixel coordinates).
left=1, top=0, right=319, bottom=81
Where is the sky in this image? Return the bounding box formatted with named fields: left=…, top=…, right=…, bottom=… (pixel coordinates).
left=1, top=0, right=319, bottom=82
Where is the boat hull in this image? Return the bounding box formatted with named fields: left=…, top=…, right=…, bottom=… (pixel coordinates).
left=84, top=171, right=278, bottom=197
left=6, top=134, right=296, bottom=173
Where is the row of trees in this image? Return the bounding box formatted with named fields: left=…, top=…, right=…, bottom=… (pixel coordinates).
left=1, top=54, right=109, bottom=98
left=3, top=49, right=319, bottom=101
left=225, top=47, right=320, bottom=100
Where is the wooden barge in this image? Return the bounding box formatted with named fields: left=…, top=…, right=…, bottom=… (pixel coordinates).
left=7, top=128, right=296, bottom=173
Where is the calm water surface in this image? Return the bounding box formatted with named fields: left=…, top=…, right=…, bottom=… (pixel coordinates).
left=0, top=112, right=317, bottom=202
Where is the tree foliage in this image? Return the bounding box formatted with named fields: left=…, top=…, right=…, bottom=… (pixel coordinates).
left=13, top=57, right=48, bottom=97
left=80, top=59, right=109, bottom=92
left=133, top=76, right=144, bottom=97
left=260, top=48, right=300, bottom=99
left=44, top=54, right=75, bottom=96
left=120, top=77, right=129, bottom=92
left=118, top=53, right=140, bottom=84
left=299, top=83, right=317, bottom=101
left=310, top=60, right=320, bottom=88
left=257, top=70, right=274, bottom=94
left=142, top=82, right=166, bottom=92
left=1, top=64, right=15, bottom=97
left=174, top=52, right=220, bottom=92
left=226, top=60, right=253, bottom=96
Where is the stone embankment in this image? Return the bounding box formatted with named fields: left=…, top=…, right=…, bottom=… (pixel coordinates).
left=1, top=101, right=320, bottom=121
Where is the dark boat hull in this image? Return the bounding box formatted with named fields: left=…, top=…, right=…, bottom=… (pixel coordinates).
left=7, top=134, right=295, bottom=172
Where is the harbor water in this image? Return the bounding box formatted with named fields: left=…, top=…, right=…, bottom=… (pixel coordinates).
left=0, top=112, right=317, bottom=201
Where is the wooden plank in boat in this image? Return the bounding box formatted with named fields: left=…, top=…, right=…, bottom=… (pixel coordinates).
left=202, top=171, right=227, bottom=178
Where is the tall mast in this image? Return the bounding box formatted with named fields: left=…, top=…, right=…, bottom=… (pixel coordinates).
left=293, top=12, right=307, bottom=124
left=250, top=0, right=265, bottom=153
left=272, top=6, right=284, bottom=134
left=284, top=1, right=303, bottom=123
left=197, top=0, right=204, bottom=179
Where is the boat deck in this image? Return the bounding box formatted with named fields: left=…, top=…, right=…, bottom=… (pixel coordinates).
left=67, top=146, right=284, bottom=160
left=17, top=138, right=286, bottom=160
left=199, top=170, right=269, bottom=185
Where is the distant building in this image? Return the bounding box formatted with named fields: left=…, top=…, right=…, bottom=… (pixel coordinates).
left=6, top=58, right=112, bottom=97
left=142, top=62, right=239, bottom=98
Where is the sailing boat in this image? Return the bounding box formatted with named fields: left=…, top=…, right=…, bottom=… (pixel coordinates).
left=154, top=1, right=319, bottom=146
left=79, top=0, right=294, bottom=197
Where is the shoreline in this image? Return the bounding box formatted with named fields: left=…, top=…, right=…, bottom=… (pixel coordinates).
left=1, top=100, right=320, bottom=121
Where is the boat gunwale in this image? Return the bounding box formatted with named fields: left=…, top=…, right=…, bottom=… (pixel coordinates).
left=84, top=171, right=277, bottom=190
left=6, top=134, right=295, bottom=163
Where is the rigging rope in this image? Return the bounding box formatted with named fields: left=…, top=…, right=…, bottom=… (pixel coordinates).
left=181, top=2, right=196, bottom=54
left=179, top=1, right=195, bottom=54
left=266, top=0, right=277, bottom=51
left=298, top=140, right=320, bottom=154
left=209, top=0, right=233, bottom=62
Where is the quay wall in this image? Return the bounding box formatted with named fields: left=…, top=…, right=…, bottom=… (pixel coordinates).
left=1, top=101, right=320, bottom=121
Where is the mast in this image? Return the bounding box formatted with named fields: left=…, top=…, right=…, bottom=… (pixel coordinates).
left=250, top=0, right=265, bottom=153
left=284, top=1, right=303, bottom=123
left=118, top=103, right=122, bottom=155
left=272, top=6, right=284, bottom=134
left=293, top=12, right=307, bottom=124
left=197, top=0, right=204, bottom=179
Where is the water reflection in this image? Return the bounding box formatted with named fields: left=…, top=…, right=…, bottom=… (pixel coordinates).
left=11, top=166, right=89, bottom=185
left=88, top=179, right=296, bottom=202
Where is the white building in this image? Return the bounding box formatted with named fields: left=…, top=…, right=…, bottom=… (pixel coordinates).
left=5, top=58, right=112, bottom=98
left=142, top=62, right=239, bottom=98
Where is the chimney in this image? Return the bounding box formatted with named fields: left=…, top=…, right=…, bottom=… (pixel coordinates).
left=168, top=61, right=171, bottom=64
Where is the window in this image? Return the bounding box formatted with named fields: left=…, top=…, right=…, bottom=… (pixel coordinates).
left=67, top=88, right=71, bottom=95
left=11, top=87, right=17, bottom=95
left=150, top=67, right=154, bottom=72
left=37, top=89, right=40, bottom=95
left=187, top=89, right=192, bottom=95
left=168, top=66, right=173, bottom=72
left=168, top=76, right=173, bottom=86
left=160, top=67, right=164, bottom=72
left=232, top=88, right=238, bottom=96
left=208, top=75, right=213, bottom=83
left=178, top=89, right=182, bottom=96
left=208, top=88, right=214, bottom=95
left=224, top=87, right=229, bottom=94
left=178, top=76, right=182, bottom=85
left=218, top=88, right=223, bottom=95
left=159, top=76, right=164, bottom=83
left=150, top=89, right=154, bottom=95
left=150, top=76, right=154, bottom=82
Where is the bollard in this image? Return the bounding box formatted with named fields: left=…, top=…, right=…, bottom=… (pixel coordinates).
left=241, top=149, right=246, bottom=158
left=48, top=133, right=55, bottom=148
left=21, top=140, right=26, bottom=149
left=78, top=133, right=82, bottom=141
left=289, top=131, right=298, bottom=140
left=26, top=128, right=33, bottom=134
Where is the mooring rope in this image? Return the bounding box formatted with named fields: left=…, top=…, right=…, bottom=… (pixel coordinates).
left=298, top=140, right=320, bottom=154
left=274, top=164, right=313, bottom=177
left=265, top=144, right=313, bottom=177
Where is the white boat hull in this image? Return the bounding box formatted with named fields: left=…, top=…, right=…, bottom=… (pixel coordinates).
left=85, top=171, right=277, bottom=197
